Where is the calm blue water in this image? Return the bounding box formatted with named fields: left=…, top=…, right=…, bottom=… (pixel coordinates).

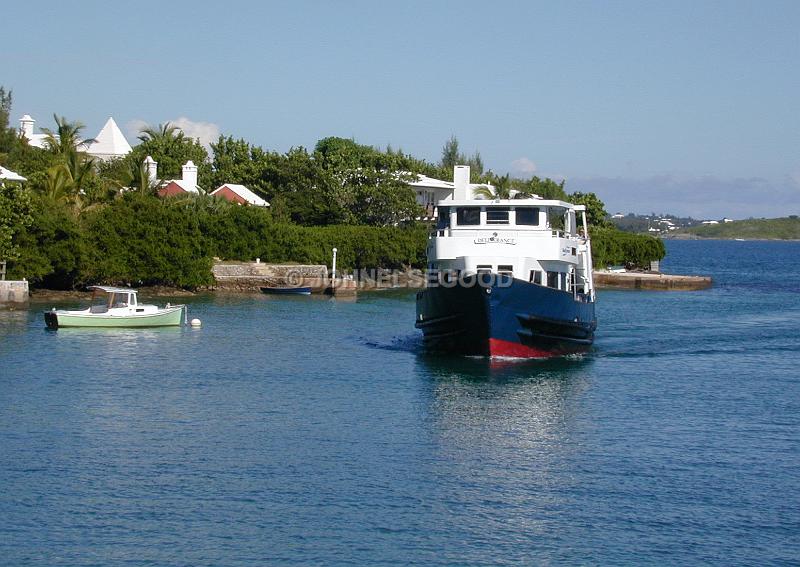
left=1, top=240, right=798, bottom=565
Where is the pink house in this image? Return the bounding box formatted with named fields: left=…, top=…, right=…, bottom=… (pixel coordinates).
left=210, top=183, right=269, bottom=207
left=157, top=160, right=201, bottom=197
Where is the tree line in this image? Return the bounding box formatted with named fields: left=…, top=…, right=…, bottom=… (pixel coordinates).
left=0, top=85, right=665, bottom=289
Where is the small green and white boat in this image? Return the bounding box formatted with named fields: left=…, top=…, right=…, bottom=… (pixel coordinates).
left=44, top=286, right=186, bottom=329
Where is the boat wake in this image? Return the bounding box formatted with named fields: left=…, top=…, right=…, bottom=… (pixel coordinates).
left=360, top=333, right=425, bottom=354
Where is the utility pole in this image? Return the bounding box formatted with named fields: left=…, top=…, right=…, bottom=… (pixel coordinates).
left=331, top=248, right=337, bottom=291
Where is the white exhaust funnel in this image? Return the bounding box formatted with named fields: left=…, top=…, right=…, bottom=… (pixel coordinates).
left=453, top=165, right=471, bottom=200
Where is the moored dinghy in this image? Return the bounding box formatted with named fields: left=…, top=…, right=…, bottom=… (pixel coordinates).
left=44, top=286, right=186, bottom=328
left=259, top=286, right=312, bottom=295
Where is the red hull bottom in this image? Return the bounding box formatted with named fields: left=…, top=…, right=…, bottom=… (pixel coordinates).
left=488, top=338, right=580, bottom=359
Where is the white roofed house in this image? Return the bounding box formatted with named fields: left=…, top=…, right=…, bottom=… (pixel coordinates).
left=210, top=184, right=269, bottom=207
left=18, top=115, right=48, bottom=148
left=81, top=117, right=132, bottom=161
left=409, top=174, right=455, bottom=219
left=19, top=114, right=132, bottom=161
left=408, top=166, right=491, bottom=219
left=158, top=160, right=202, bottom=197
left=143, top=151, right=267, bottom=205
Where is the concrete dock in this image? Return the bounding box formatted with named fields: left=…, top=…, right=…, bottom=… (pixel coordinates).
left=593, top=270, right=712, bottom=290
left=0, top=280, right=30, bottom=308
left=211, top=261, right=328, bottom=292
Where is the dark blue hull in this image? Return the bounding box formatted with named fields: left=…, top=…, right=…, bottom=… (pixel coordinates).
left=415, top=276, right=596, bottom=358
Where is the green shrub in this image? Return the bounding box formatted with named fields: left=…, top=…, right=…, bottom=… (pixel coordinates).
left=81, top=193, right=214, bottom=288
left=590, top=226, right=665, bottom=269
left=12, top=194, right=428, bottom=289
left=8, top=196, right=87, bottom=288
left=208, top=216, right=428, bottom=270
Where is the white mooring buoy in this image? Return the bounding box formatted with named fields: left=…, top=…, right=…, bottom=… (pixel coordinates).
left=190, top=318, right=202, bottom=327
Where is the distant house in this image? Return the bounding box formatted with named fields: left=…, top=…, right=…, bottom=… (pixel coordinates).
left=158, top=161, right=202, bottom=197
left=409, top=174, right=456, bottom=217
left=19, top=114, right=132, bottom=161
left=701, top=220, right=719, bottom=225
left=82, top=117, right=132, bottom=161
left=18, top=115, right=48, bottom=148
left=145, top=157, right=268, bottom=206
left=210, top=184, right=269, bottom=207
left=408, top=166, right=493, bottom=218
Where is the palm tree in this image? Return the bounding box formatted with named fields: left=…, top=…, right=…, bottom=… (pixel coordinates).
left=182, top=190, right=230, bottom=214
left=473, top=173, right=513, bottom=199
left=66, top=151, right=95, bottom=194
left=41, top=114, right=95, bottom=156
left=41, top=164, right=75, bottom=204
left=116, top=158, right=159, bottom=195
left=138, top=122, right=184, bottom=145
left=136, top=122, right=205, bottom=181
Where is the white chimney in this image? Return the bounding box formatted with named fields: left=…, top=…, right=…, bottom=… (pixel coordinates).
left=144, top=155, right=158, bottom=187
left=453, top=165, right=471, bottom=200
left=19, top=115, right=35, bottom=140
left=182, top=160, right=198, bottom=188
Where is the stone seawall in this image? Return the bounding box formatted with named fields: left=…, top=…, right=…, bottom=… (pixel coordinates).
left=212, top=262, right=329, bottom=292
left=0, top=280, right=30, bottom=307
left=211, top=262, right=712, bottom=293
left=593, top=271, right=712, bottom=290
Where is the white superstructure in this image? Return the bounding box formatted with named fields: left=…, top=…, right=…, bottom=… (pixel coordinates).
left=427, top=197, right=595, bottom=301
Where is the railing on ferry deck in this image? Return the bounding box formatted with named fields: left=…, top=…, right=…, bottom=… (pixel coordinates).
left=433, top=228, right=579, bottom=238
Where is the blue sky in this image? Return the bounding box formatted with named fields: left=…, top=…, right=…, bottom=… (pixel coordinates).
left=4, top=0, right=798, bottom=218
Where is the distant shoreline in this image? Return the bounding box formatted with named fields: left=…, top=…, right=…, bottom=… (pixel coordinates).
left=663, top=235, right=800, bottom=241
left=615, top=216, right=800, bottom=241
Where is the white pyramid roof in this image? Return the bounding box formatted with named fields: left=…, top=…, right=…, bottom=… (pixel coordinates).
left=85, top=117, right=132, bottom=159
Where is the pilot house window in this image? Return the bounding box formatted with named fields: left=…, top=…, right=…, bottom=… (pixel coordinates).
left=516, top=207, right=540, bottom=225
left=456, top=207, right=480, bottom=225
left=486, top=208, right=510, bottom=225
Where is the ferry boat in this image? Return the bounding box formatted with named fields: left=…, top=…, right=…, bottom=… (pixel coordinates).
left=415, top=166, right=596, bottom=358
